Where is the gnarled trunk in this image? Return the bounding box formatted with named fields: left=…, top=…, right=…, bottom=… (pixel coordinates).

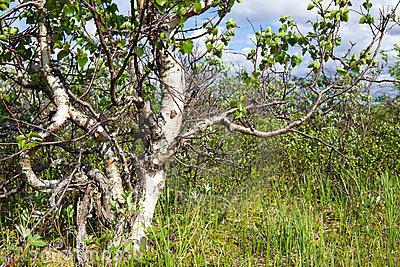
left=130, top=168, right=166, bottom=249
left=128, top=50, right=185, bottom=251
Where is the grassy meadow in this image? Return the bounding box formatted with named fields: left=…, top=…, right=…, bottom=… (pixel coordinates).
left=132, top=170, right=400, bottom=266
left=1, top=104, right=400, bottom=266
left=8, top=169, right=396, bottom=266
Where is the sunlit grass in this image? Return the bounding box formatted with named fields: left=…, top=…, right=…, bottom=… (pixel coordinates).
left=1, top=170, right=399, bottom=266
left=132, top=171, right=400, bottom=266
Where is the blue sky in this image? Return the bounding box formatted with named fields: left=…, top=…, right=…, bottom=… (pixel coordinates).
left=5, top=0, right=399, bottom=56
left=4, top=0, right=399, bottom=79
left=180, top=0, right=398, bottom=96
left=220, top=0, right=400, bottom=70
left=103, top=0, right=400, bottom=93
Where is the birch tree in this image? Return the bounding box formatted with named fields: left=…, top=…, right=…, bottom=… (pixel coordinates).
left=0, top=0, right=399, bottom=264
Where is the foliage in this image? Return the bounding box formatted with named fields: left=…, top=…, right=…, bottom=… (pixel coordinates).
left=390, top=44, right=400, bottom=92
left=0, top=0, right=400, bottom=264
left=278, top=98, right=400, bottom=179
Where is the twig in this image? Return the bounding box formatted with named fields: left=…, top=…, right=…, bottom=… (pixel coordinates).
left=290, top=129, right=351, bottom=159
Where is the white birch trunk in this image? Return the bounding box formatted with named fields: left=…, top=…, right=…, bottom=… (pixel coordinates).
left=129, top=51, right=185, bottom=250
left=130, top=169, right=166, bottom=249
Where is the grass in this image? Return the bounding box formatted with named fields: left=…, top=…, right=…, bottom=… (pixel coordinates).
left=1, top=169, right=399, bottom=266
left=133, top=170, right=400, bottom=266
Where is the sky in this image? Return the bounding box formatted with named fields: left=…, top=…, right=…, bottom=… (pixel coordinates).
left=89, top=0, right=400, bottom=94
left=220, top=0, right=400, bottom=70
left=107, top=0, right=399, bottom=53
left=5, top=0, right=400, bottom=59
left=4, top=0, right=399, bottom=85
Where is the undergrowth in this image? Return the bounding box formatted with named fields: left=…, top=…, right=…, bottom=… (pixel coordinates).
left=1, top=168, right=399, bottom=266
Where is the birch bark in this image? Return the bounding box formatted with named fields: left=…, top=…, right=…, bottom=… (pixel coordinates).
left=130, top=50, right=185, bottom=249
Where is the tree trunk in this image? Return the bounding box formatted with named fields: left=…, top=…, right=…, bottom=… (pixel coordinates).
left=130, top=168, right=166, bottom=250
left=129, top=50, right=185, bottom=251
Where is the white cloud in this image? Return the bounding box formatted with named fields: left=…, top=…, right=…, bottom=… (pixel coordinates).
left=223, top=47, right=253, bottom=70
left=111, top=0, right=399, bottom=75
left=231, top=0, right=398, bottom=24
left=226, top=0, right=400, bottom=72
left=230, top=0, right=312, bottom=25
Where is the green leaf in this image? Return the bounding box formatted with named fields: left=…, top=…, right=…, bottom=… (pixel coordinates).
left=277, top=31, right=287, bottom=37
left=17, top=135, right=26, bottom=142
left=16, top=225, right=30, bottom=239
left=32, top=239, right=47, bottom=247
left=214, top=49, right=223, bottom=58
left=155, top=40, right=163, bottom=50
left=77, top=49, right=88, bottom=68
left=160, top=31, right=166, bottom=40
left=124, top=241, right=133, bottom=252
left=18, top=139, right=26, bottom=149
left=226, top=18, right=237, bottom=29
left=194, top=1, right=202, bottom=13
left=180, top=40, right=193, bottom=54
left=57, top=49, right=69, bottom=60
left=9, top=27, right=18, bottom=35
left=291, top=55, right=302, bottom=67
left=342, top=12, right=349, bottom=22
left=156, top=0, right=167, bottom=6
left=336, top=68, right=347, bottom=75
left=27, top=131, right=42, bottom=138
left=126, top=192, right=134, bottom=212
left=230, top=99, right=238, bottom=108
left=136, top=46, right=144, bottom=57
left=362, top=1, right=372, bottom=10
left=307, top=3, right=315, bottom=10
left=28, top=234, right=47, bottom=247
left=308, top=61, right=320, bottom=70
left=359, top=14, right=374, bottom=24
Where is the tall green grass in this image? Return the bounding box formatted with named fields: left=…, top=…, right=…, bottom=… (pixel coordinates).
left=130, top=170, right=400, bottom=266
left=1, top=169, right=399, bottom=266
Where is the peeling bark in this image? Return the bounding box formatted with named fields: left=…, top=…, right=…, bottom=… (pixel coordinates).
left=150, top=51, right=185, bottom=167
left=130, top=169, right=166, bottom=249
left=128, top=51, right=186, bottom=250
left=76, top=185, right=94, bottom=267
left=103, top=143, right=124, bottom=202
left=69, top=107, right=125, bottom=203
left=20, top=150, right=60, bottom=191
left=158, top=53, right=185, bottom=147
left=20, top=15, right=71, bottom=190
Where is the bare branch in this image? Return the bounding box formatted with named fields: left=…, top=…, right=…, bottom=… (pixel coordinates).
left=290, top=129, right=350, bottom=159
